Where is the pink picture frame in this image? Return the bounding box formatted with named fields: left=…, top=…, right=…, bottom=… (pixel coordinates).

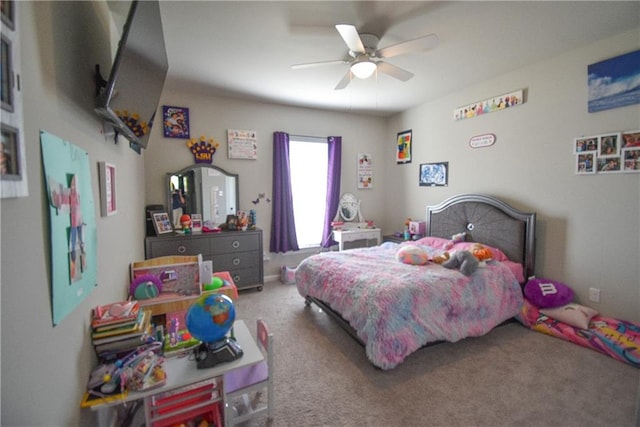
left=98, top=161, right=116, bottom=216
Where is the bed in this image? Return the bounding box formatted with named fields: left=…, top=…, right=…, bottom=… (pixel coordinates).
left=296, top=193, right=536, bottom=369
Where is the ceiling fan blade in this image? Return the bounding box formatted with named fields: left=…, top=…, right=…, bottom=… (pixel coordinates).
left=376, top=61, right=414, bottom=81
left=291, top=59, right=349, bottom=70
left=335, top=24, right=365, bottom=53
left=335, top=70, right=353, bottom=90
left=376, top=33, right=439, bottom=59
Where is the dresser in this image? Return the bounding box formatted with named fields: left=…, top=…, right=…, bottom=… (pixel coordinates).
left=145, top=229, right=264, bottom=291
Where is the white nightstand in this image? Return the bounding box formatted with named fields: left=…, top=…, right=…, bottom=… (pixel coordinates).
left=332, top=228, right=381, bottom=251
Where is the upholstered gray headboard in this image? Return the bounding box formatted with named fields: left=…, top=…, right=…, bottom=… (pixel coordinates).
left=426, top=194, right=536, bottom=282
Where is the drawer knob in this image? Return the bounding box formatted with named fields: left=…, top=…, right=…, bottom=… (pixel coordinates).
left=233, top=274, right=241, bottom=283
left=232, top=258, right=240, bottom=266
left=177, top=245, right=186, bottom=254
left=232, top=240, right=240, bottom=249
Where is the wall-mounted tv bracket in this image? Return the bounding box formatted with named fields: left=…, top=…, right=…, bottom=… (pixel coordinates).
left=94, top=64, right=122, bottom=146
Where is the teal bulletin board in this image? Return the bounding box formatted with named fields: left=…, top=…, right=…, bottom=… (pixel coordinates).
left=41, top=130, right=97, bottom=325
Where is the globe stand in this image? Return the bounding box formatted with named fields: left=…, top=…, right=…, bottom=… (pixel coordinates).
left=194, top=337, right=243, bottom=369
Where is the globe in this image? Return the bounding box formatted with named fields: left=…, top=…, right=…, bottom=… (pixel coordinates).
left=185, top=293, right=236, bottom=343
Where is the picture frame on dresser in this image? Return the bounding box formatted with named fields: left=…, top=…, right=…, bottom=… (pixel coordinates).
left=151, top=211, right=173, bottom=235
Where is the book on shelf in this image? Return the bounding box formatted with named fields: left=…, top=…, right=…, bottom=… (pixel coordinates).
left=93, top=314, right=141, bottom=333
left=92, top=310, right=151, bottom=345
left=94, top=336, right=151, bottom=361
left=92, top=300, right=140, bottom=328
left=91, top=310, right=145, bottom=340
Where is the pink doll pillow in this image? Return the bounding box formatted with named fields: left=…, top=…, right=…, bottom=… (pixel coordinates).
left=396, top=244, right=429, bottom=265
left=524, top=277, right=574, bottom=308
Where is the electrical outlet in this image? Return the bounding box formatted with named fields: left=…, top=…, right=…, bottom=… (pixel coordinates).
left=589, top=287, right=601, bottom=303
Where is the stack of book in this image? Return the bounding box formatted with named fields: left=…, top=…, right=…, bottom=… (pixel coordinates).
left=91, top=301, right=153, bottom=360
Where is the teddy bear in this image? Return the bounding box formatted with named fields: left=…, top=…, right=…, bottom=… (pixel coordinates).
left=441, top=243, right=493, bottom=275
left=431, top=252, right=450, bottom=264
left=442, top=250, right=479, bottom=275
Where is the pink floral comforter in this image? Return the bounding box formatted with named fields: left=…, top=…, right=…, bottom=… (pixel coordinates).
left=296, top=243, right=523, bottom=369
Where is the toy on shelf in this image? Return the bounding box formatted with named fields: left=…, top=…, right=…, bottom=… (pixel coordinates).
left=81, top=341, right=164, bottom=407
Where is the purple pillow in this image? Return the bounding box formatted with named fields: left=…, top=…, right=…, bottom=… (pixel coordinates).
left=524, top=278, right=573, bottom=308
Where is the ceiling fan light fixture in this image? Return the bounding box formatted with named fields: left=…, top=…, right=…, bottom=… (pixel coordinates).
left=351, top=60, right=377, bottom=79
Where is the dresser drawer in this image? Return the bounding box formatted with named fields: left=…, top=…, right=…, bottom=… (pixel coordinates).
left=212, top=251, right=260, bottom=271
left=226, top=267, right=261, bottom=289
left=147, top=237, right=209, bottom=258
left=210, top=233, right=259, bottom=255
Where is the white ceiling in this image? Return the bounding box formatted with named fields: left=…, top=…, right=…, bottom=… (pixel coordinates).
left=149, top=1, right=639, bottom=117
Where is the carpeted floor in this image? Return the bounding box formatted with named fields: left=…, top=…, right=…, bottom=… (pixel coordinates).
left=234, top=281, right=640, bottom=427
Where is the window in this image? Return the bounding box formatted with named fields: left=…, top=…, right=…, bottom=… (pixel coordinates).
left=289, top=137, right=328, bottom=248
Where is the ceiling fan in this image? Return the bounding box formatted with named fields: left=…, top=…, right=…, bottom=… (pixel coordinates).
left=292, top=24, right=439, bottom=90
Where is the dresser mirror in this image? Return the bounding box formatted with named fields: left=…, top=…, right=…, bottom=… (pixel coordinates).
left=333, top=193, right=363, bottom=224
left=167, top=165, right=239, bottom=227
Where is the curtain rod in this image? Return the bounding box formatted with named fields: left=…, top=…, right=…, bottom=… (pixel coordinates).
left=290, top=134, right=327, bottom=143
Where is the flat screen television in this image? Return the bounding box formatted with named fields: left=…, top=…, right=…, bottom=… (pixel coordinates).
left=95, top=0, right=168, bottom=153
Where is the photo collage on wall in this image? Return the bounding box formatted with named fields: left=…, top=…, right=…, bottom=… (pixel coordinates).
left=574, top=130, right=640, bottom=174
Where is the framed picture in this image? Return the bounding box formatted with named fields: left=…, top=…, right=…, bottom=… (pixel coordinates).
left=1, top=0, right=15, bottom=29
left=396, top=130, right=412, bottom=164
left=622, top=148, right=640, bottom=172
left=227, top=129, right=258, bottom=160
left=419, top=162, right=449, bottom=186
left=575, top=152, right=596, bottom=175
left=357, top=153, right=373, bottom=188
left=98, top=161, right=116, bottom=216
left=453, top=88, right=525, bottom=121
left=596, top=157, right=621, bottom=173
left=162, top=106, right=190, bottom=139
left=225, top=214, right=238, bottom=230
left=151, top=211, right=174, bottom=235
left=621, top=130, right=640, bottom=149
left=598, top=133, right=621, bottom=157
left=588, top=49, right=640, bottom=113
left=1, top=1, right=27, bottom=199
left=191, top=213, right=202, bottom=232
left=574, top=136, right=598, bottom=154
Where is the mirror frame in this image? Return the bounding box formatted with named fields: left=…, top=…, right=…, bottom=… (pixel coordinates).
left=334, top=192, right=363, bottom=223
left=166, top=164, right=239, bottom=226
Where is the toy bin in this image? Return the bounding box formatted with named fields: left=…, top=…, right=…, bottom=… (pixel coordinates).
left=145, top=378, right=223, bottom=427
left=280, top=265, right=297, bottom=284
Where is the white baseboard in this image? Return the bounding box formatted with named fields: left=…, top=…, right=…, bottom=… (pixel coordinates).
left=264, top=274, right=280, bottom=283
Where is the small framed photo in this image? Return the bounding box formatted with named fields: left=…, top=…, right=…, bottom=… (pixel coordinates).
left=225, top=214, right=238, bottom=231
left=98, top=162, right=116, bottom=216
left=151, top=211, right=174, bottom=235
left=576, top=152, right=596, bottom=174
left=574, top=136, right=598, bottom=154
left=396, top=130, right=412, bottom=164
left=622, top=148, right=640, bottom=172
left=598, top=132, right=621, bottom=157
left=162, top=106, right=190, bottom=139
left=190, top=213, right=202, bottom=232
left=419, top=162, right=449, bottom=186
left=597, top=157, right=621, bottom=173
left=621, top=130, right=640, bottom=149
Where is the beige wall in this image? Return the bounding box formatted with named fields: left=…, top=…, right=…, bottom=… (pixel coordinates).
left=143, top=91, right=388, bottom=277
left=1, top=2, right=638, bottom=426
left=2, top=2, right=147, bottom=425
left=385, top=29, right=640, bottom=322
